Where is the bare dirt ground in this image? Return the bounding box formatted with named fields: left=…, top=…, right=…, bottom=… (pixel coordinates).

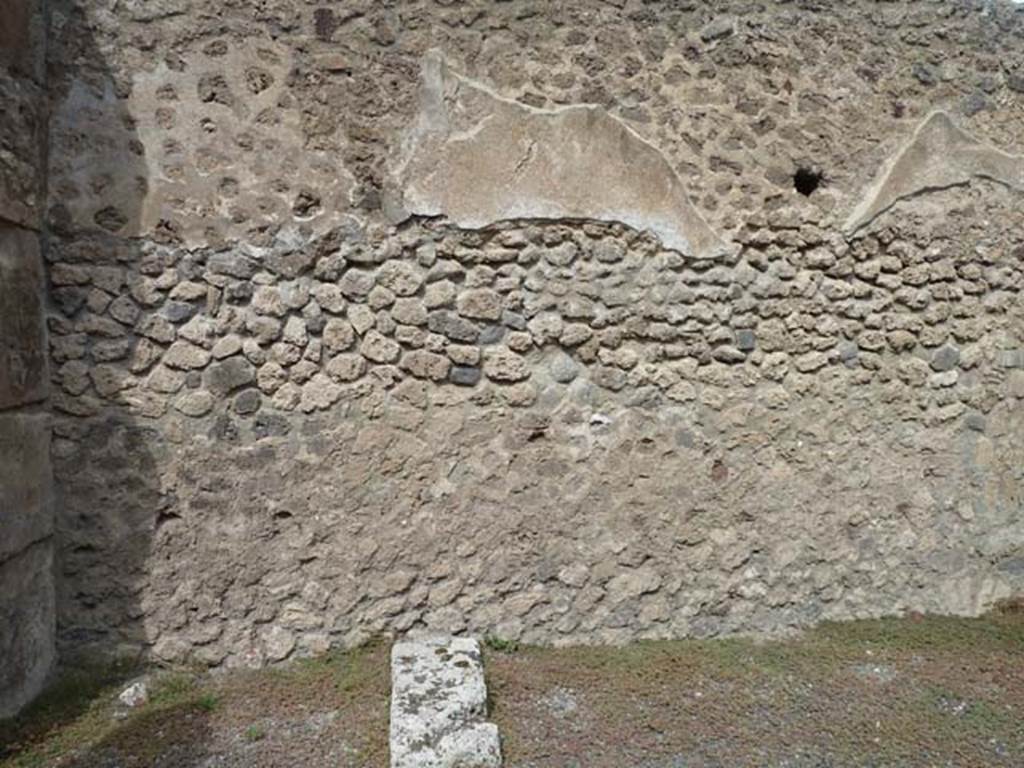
left=0, top=643, right=391, bottom=768
left=2, top=611, right=1021, bottom=768
left=487, top=610, right=1024, bottom=768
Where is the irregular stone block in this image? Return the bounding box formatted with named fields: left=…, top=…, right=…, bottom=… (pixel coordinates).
left=449, top=365, right=482, bottom=386
left=393, top=51, right=729, bottom=260
left=483, top=348, right=530, bottom=383
left=0, top=0, right=44, bottom=78
left=0, top=227, right=47, bottom=409
left=0, top=75, right=43, bottom=228
left=203, top=356, right=256, bottom=396
left=0, top=540, right=55, bottom=719
left=0, top=0, right=30, bottom=63
left=400, top=350, right=451, bottom=381
left=0, top=411, right=51, bottom=563
left=846, top=111, right=1024, bottom=233
left=0, top=1, right=44, bottom=228
left=390, top=637, right=501, bottom=768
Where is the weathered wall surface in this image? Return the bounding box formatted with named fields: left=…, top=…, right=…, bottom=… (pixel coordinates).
left=0, top=0, right=55, bottom=718
left=44, top=0, right=1024, bottom=667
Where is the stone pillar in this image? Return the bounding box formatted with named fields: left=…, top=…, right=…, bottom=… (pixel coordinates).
left=0, top=0, right=55, bottom=719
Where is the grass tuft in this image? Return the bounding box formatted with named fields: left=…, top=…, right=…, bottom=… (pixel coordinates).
left=483, top=635, right=521, bottom=654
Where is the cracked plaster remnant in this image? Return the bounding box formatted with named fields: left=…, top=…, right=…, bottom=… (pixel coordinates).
left=393, top=50, right=731, bottom=261
left=846, top=110, right=1024, bottom=234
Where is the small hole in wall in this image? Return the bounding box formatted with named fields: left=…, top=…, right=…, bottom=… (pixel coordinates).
left=793, top=167, right=824, bottom=196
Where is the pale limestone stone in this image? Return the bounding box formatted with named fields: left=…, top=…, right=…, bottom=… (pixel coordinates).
left=395, top=325, right=427, bottom=347
left=501, top=381, right=536, bottom=407
left=169, top=281, right=207, bottom=301
left=325, top=353, right=366, bottom=382
left=271, top=381, right=301, bottom=411
left=279, top=279, right=310, bottom=310
left=299, top=373, right=341, bottom=412
left=304, top=338, right=323, bottom=363
left=282, top=315, right=308, bottom=347
left=559, top=323, right=592, bottom=347
left=289, top=359, right=319, bottom=385
left=163, top=340, right=211, bottom=370
left=360, top=330, right=401, bottom=364
left=606, top=568, right=662, bottom=604
left=483, top=348, right=530, bottom=383
left=89, top=364, right=130, bottom=398
left=506, top=332, right=533, bottom=353
left=145, top=365, right=186, bottom=394
left=270, top=342, right=302, bottom=367
left=424, top=281, right=456, bottom=309
left=311, top=282, right=347, bottom=314
left=400, top=350, right=450, bottom=381
left=447, top=344, right=480, bottom=366
left=211, top=334, right=243, bottom=360
left=322, top=318, right=356, bottom=353
left=390, top=637, right=501, bottom=768
left=340, top=269, right=375, bottom=299
left=368, top=285, right=396, bottom=310
left=378, top=261, right=425, bottom=297
left=348, top=304, right=376, bottom=335
left=391, top=297, right=428, bottom=326
left=457, top=288, right=503, bottom=321
left=252, top=285, right=286, bottom=317
left=138, top=315, right=176, bottom=344
left=178, top=315, right=217, bottom=348
left=118, top=681, right=149, bottom=708
left=174, top=390, right=214, bottom=417
left=257, top=361, right=289, bottom=393
left=261, top=625, right=296, bottom=662
left=245, top=314, right=282, bottom=345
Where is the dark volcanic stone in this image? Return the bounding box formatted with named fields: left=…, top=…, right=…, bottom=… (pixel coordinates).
left=204, top=356, right=256, bottom=397
left=449, top=365, right=482, bottom=386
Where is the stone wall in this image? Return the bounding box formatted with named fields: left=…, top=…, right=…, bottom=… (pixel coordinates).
left=43, top=0, right=1024, bottom=668
left=0, top=0, right=55, bottom=719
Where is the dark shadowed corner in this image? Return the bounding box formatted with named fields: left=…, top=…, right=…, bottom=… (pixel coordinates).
left=0, top=0, right=58, bottom=730
left=2, top=0, right=214, bottom=763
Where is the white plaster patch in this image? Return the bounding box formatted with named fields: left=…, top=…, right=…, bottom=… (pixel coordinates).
left=845, top=111, right=1024, bottom=234
left=393, top=51, right=731, bottom=261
